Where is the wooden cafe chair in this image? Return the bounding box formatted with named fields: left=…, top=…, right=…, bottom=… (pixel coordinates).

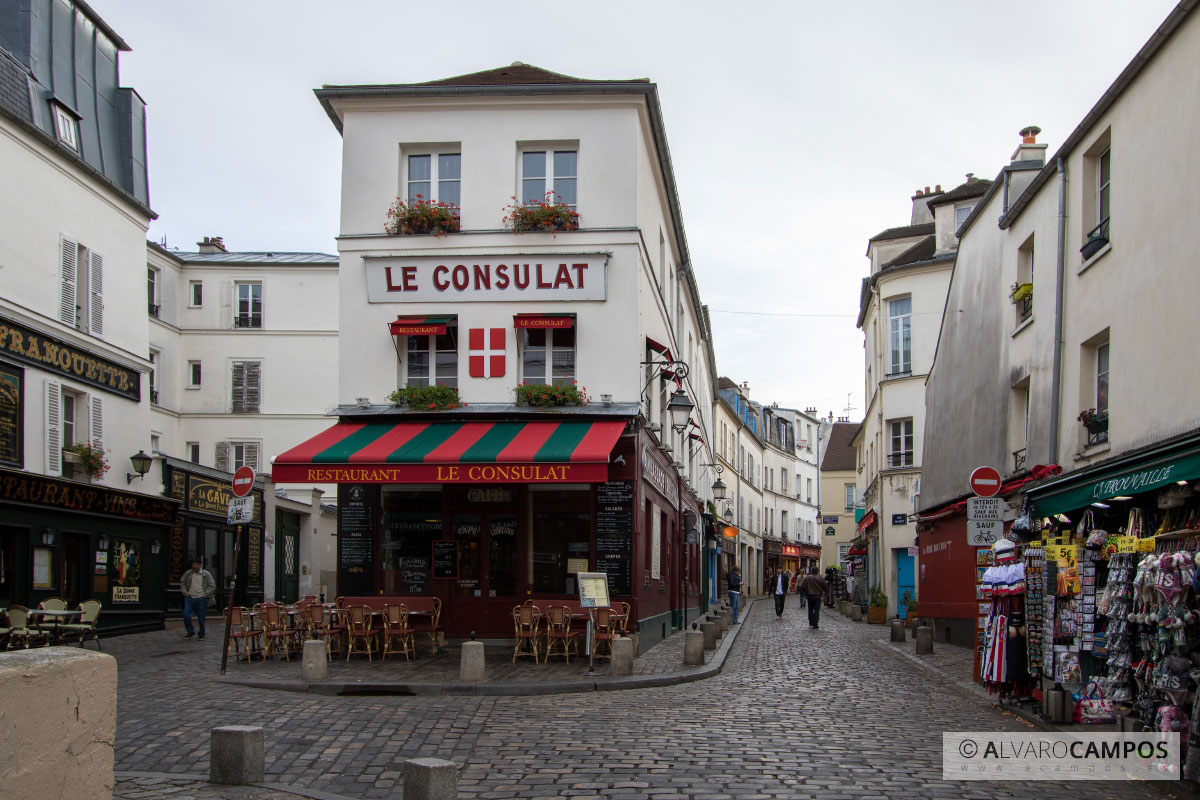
left=512, top=604, right=541, bottom=663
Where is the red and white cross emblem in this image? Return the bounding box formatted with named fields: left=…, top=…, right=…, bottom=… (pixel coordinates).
left=468, top=328, right=505, bottom=378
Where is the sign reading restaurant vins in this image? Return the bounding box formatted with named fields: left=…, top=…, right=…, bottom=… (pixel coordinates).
left=365, top=255, right=608, bottom=303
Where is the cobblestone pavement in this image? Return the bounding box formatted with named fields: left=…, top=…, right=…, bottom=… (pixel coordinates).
left=111, top=599, right=1177, bottom=799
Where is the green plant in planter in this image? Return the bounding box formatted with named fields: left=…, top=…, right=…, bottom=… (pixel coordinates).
left=869, top=587, right=889, bottom=608
left=387, top=384, right=462, bottom=410
left=514, top=381, right=590, bottom=407
left=64, top=442, right=109, bottom=479
left=901, top=589, right=918, bottom=616
left=502, top=193, right=580, bottom=233
left=385, top=195, right=461, bottom=236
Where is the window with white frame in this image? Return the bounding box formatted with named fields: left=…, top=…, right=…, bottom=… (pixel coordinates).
left=189, top=280, right=203, bottom=307
left=1097, top=148, right=1111, bottom=231
left=406, top=152, right=461, bottom=207
left=406, top=329, right=458, bottom=389
left=234, top=282, right=262, bottom=329
left=1083, top=131, right=1112, bottom=248
left=188, top=360, right=202, bottom=388
left=521, top=148, right=577, bottom=208
left=889, top=419, right=914, bottom=467
left=844, top=483, right=855, bottom=511
left=230, top=361, right=261, bottom=414
left=954, top=203, right=976, bottom=232
left=215, top=440, right=259, bottom=472
left=44, top=381, right=101, bottom=479
left=887, top=296, right=912, bottom=375
left=1010, top=378, right=1030, bottom=472
left=521, top=327, right=575, bottom=386
left=52, top=103, right=78, bottom=150
left=59, top=237, right=103, bottom=337
left=1096, top=342, right=1109, bottom=418
left=149, top=350, right=159, bottom=405
left=147, top=268, right=160, bottom=317
left=187, top=442, right=200, bottom=463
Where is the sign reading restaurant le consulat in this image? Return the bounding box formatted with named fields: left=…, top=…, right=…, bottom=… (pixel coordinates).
left=296, top=463, right=604, bottom=484
left=365, top=256, right=608, bottom=303
left=0, top=315, right=139, bottom=400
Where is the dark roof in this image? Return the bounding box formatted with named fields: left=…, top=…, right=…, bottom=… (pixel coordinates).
left=414, top=62, right=647, bottom=87
left=927, top=176, right=992, bottom=208
left=173, top=251, right=338, bottom=265
left=717, top=377, right=739, bottom=391
left=821, top=422, right=860, bottom=471
left=867, top=222, right=933, bottom=244
left=881, top=235, right=936, bottom=270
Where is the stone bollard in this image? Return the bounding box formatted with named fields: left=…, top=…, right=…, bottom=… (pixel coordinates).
left=915, top=626, right=934, bottom=655
left=890, top=620, right=906, bottom=643
left=211, top=725, right=264, bottom=785
left=611, top=636, right=635, bottom=675
left=850, top=605, right=862, bottom=622
left=301, top=640, right=328, bottom=681
left=699, top=621, right=717, bottom=650
left=718, top=609, right=731, bottom=632
left=626, top=632, right=640, bottom=657
left=841, top=601, right=852, bottom=617
left=404, top=757, right=457, bottom=800
left=460, top=640, right=485, bottom=682
left=682, top=630, right=705, bottom=666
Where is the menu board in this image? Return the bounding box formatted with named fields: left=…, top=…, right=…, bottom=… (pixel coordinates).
left=432, top=540, right=458, bottom=579
left=0, top=363, right=22, bottom=466
left=338, top=484, right=376, bottom=595
left=596, top=481, right=633, bottom=596
left=578, top=572, right=611, bottom=609
left=400, top=556, right=428, bottom=594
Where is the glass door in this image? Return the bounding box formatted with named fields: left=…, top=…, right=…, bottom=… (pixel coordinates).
left=447, top=512, right=518, bottom=636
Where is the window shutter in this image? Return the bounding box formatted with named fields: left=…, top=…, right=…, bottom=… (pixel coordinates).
left=59, top=237, right=77, bottom=326
left=45, top=380, right=62, bottom=476
left=245, top=362, right=261, bottom=413
left=214, top=441, right=229, bottom=471
left=245, top=442, right=260, bottom=471
left=90, top=394, right=103, bottom=449
left=89, top=251, right=104, bottom=337
left=231, top=362, right=245, bottom=413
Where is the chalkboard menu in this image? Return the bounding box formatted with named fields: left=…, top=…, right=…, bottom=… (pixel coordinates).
left=596, top=481, right=633, bottom=595
left=400, top=556, right=428, bottom=594
left=432, top=540, right=458, bottom=579
left=338, top=484, right=376, bottom=595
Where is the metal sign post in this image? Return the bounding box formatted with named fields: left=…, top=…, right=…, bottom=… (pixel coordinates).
left=219, top=524, right=243, bottom=675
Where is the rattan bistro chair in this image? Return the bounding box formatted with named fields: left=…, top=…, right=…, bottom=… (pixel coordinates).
left=260, top=603, right=297, bottom=661
left=5, top=605, right=49, bottom=649
left=543, top=605, right=580, bottom=663
left=345, top=605, right=381, bottom=662
left=223, top=606, right=261, bottom=663
left=512, top=604, right=541, bottom=664
left=592, top=606, right=618, bottom=661
left=382, top=603, right=414, bottom=663
left=59, top=600, right=103, bottom=650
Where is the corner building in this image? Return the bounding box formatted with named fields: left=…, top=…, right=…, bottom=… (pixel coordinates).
left=276, top=64, right=718, bottom=648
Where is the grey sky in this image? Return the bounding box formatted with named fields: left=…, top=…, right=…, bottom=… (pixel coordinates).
left=103, top=0, right=1178, bottom=421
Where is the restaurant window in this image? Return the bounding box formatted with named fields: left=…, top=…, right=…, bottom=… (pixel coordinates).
left=407, top=329, right=458, bottom=389
left=531, top=489, right=590, bottom=594
left=520, top=148, right=577, bottom=208
left=521, top=327, right=575, bottom=386
left=381, top=489, right=443, bottom=594
left=234, top=282, right=262, bottom=329
left=407, top=152, right=461, bottom=208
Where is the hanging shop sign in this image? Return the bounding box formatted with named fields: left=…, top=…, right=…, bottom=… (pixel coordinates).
left=0, top=466, right=176, bottom=522
left=641, top=443, right=680, bottom=508
left=1030, top=446, right=1200, bottom=517
left=365, top=255, right=608, bottom=303
left=0, top=315, right=139, bottom=400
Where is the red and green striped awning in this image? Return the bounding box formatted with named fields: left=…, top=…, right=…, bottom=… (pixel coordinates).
left=274, top=420, right=625, bottom=484
left=389, top=316, right=455, bottom=336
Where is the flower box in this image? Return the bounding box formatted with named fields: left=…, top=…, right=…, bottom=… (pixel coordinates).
left=1080, top=235, right=1108, bottom=260
left=387, top=384, right=462, bottom=410
left=385, top=196, right=461, bottom=236
left=1010, top=282, right=1033, bottom=302
left=503, top=194, right=580, bottom=233
left=514, top=382, right=589, bottom=407
left=867, top=606, right=887, bottom=624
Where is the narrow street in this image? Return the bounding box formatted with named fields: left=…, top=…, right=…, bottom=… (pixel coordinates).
left=113, top=602, right=1169, bottom=799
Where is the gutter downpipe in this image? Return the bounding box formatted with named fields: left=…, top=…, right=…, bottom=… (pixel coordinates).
left=1049, top=157, right=1068, bottom=464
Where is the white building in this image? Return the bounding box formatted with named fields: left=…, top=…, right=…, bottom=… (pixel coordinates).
left=715, top=380, right=765, bottom=592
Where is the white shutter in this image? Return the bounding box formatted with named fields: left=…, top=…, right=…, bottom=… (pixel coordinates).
left=245, top=362, right=261, bottom=413
left=90, top=394, right=103, bottom=450
left=214, top=441, right=229, bottom=471
left=59, top=237, right=77, bottom=326
left=88, top=251, right=104, bottom=337
left=45, top=380, right=62, bottom=476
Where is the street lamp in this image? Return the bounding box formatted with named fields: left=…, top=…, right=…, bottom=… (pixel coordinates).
left=666, top=388, right=694, bottom=433
left=127, top=450, right=153, bottom=485
left=723, top=505, right=733, bottom=523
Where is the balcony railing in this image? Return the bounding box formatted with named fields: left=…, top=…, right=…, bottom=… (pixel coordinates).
left=148, top=302, right=160, bottom=318
left=1013, top=447, right=1027, bottom=472
left=1084, top=412, right=1109, bottom=447
left=150, top=389, right=159, bottom=405
left=234, top=316, right=262, bottom=329
left=887, top=451, right=914, bottom=468
left=1017, top=294, right=1032, bottom=321
left=1081, top=217, right=1110, bottom=259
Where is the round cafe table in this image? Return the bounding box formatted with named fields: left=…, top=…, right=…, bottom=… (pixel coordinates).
left=30, top=608, right=83, bottom=643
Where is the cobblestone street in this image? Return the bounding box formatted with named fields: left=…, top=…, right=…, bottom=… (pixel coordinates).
left=112, top=600, right=1175, bottom=799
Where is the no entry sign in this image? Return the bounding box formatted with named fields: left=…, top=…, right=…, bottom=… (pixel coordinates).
left=232, top=465, right=256, bottom=497
left=969, top=466, right=1001, bottom=497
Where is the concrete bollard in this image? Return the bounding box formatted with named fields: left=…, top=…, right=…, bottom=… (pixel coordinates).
left=211, top=725, right=264, bottom=785
left=404, top=757, right=457, bottom=800
left=626, top=632, right=640, bottom=657
left=915, top=626, right=934, bottom=655
left=611, top=636, right=635, bottom=675
left=699, top=621, right=717, bottom=650
left=718, top=609, right=731, bottom=632
left=682, top=630, right=705, bottom=666
left=850, top=605, right=862, bottom=622
left=301, top=640, right=328, bottom=681
left=890, top=620, right=906, bottom=643
left=460, top=640, right=485, bottom=682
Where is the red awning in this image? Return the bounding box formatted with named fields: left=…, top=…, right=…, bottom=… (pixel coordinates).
left=274, top=419, right=625, bottom=484
left=513, top=314, right=574, bottom=329
left=847, top=547, right=868, bottom=556
left=389, top=316, right=453, bottom=336
left=857, top=509, right=877, bottom=534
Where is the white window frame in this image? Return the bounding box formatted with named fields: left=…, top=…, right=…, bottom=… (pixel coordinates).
left=189, top=280, right=203, bottom=308
left=1096, top=342, right=1110, bottom=417
left=405, top=329, right=458, bottom=389
left=405, top=150, right=462, bottom=206
left=230, top=441, right=261, bottom=472
left=147, top=267, right=160, bottom=317
left=520, top=327, right=576, bottom=386
left=519, top=147, right=578, bottom=209
left=887, top=296, right=912, bottom=375
left=186, top=442, right=200, bottom=463
left=234, top=282, right=263, bottom=329
left=954, top=203, right=975, bottom=232
left=844, top=483, right=855, bottom=511
left=52, top=103, right=78, bottom=150
left=1097, top=148, right=1111, bottom=227
left=889, top=419, right=914, bottom=467
left=149, top=349, right=160, bottom=405
left=187, top=360, right=202, bottom=388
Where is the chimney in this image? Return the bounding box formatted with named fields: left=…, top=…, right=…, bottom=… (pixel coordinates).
left=740, top=381, right=750, bottom=398
left=197, top=236, right=227, bottom=254
left=910, top=184, right=942, bottom=226
left=1011, top=126, right=1048, bottom=166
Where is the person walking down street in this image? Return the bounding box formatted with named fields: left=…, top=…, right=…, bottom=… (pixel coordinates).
left=727, top=566, right=743, bottom=623
left=799, top=567, right=829, bottom=629
left=770, top=569, right=790, bottom=619
left=180, top=557, right=216, bottom=640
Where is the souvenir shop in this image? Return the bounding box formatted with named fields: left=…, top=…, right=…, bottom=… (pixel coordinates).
left=978, top=433, right=1200, bottom=778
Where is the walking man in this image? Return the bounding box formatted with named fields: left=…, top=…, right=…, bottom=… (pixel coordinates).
left=798, top=566, right=829, bottom=629
left=727, top=566, right=742, bottom=623
left=770, top=569, right=789, bottom=619
left=180, top=557, right=216, bottom=640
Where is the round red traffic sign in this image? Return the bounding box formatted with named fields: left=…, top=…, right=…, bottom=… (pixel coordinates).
left=969, top=466, right=1002, bottom=497
left=232, top=466, right=256, bottom=497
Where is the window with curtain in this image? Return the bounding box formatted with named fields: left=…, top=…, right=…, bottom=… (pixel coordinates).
left=521, top=328, right=575, bottom=385
left=407, top=152, right=461, bottom=207
left=407, top=329, right=458, bottom=388
left=235, top=282, right=262, bottom=329
left=521, top=149, right=577, bottom=208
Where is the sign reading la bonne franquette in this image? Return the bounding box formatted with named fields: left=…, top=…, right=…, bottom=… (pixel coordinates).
left=365, top=256, right=608, bottom=303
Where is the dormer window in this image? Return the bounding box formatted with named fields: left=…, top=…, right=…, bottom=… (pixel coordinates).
left=51, top=103, right=79, bottom=151
left=954, top=203, right=976, bottom=232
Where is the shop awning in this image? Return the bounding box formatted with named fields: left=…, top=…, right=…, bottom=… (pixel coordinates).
left=856, top=509, right=877, bottom=534
left=847, top=547, right=868, bottom=556
left=273, top=420, right=625, bottom=484
left=389, top=316, right=454, bottom=336
left=513, top=314, right=574, bottom=329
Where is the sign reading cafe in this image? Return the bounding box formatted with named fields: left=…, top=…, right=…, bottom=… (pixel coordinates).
left=365, top=255, right=608, bottom=303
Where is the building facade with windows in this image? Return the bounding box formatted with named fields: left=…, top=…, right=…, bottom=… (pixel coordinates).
left=855, top=175, right=989, bottom=618
left=819, top=420, right=861, bottom=574
left=714, top=380, right=765, bottom=592
left=918, top=0, right=1200, bottom=645
left=275, top=64, right=719, bottom=648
